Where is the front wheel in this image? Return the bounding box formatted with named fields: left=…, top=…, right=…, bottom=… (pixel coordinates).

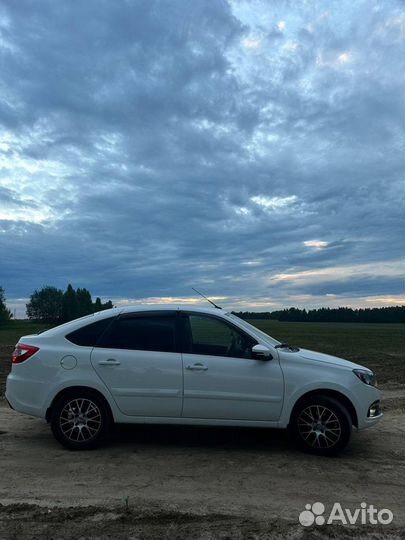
left=290, top=395, right=352, bottom=456
left=50, top=390, right=112, bottom=450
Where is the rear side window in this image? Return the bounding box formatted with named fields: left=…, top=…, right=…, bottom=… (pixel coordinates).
left=66, top=317, right=115, bottom=346
left=98, top=315, right=176, bottom=352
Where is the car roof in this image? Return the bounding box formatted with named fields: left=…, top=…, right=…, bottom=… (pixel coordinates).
left=37, top=304, right=228, bottom=337
left=33, top=304, right=230, bottom=340
left=118, top=304, right=226, bottom=315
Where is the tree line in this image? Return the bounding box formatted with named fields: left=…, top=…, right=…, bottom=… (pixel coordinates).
left=1, top=285, right=404, bottom=324
left=0, top=284, right=113, bottom=324
left=25, top=284, right=113, bottom=323
left=234, top=306, right=405, bottom=323
left=0, top=287, right=12, bottom=323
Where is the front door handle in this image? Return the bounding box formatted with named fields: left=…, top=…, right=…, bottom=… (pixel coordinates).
left=98, top=358, right=121, bottom=366
left=186, top=363, right=208, bottom=371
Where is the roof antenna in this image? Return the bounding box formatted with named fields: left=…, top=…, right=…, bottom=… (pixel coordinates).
left=192, top=287, right=222, bottom=309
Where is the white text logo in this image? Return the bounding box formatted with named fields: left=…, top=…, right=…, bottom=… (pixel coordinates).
left=299, top=502, right=393, bottom=526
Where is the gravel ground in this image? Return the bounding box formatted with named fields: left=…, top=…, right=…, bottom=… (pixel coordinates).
left=0, top=387, right=404, bottom=539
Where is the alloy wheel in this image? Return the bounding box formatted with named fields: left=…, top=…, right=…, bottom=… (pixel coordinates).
left=59, top=398, right=102, bottom=443
left=297, top=405, right=342, bottom=449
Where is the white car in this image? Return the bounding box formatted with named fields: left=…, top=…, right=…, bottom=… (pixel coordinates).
left=6, top=305, right=382, bottom=455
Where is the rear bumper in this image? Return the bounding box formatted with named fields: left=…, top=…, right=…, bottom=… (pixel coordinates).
left=5, top=373, right=47, bottom=419
left=5, top=396, right=13, bottom=410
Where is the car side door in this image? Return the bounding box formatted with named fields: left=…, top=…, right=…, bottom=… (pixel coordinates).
left=181, top=312, right=284, bottom=421
left=90, top=311, right=183, bottom=417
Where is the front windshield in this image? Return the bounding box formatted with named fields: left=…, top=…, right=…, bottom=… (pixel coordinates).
left=227, top=313, right=281, bottom=346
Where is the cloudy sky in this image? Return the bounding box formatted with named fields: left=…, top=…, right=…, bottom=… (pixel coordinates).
left=0, top=0, right=404, bottom=316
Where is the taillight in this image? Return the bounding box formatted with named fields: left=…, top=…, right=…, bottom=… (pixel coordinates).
left=12, top=344, right=40, bottom=364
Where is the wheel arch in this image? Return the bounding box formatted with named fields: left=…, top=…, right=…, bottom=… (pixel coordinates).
left=45, top=385, right=114, bottom=423
left=289, top=389, right=358, bottom=428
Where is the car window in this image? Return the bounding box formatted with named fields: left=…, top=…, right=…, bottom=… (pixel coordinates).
left=227, top=313, right=280, bottom=346
left=65, top=317, right=116, bottom=346
left=98, top=315, right=176, bottom=352
left=188, top=315, right=255, bottom=358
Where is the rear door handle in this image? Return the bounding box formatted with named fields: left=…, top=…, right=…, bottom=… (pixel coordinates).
left=186, top=363, right=208, bottom=371
left=98, top=358, right=121, bottom=366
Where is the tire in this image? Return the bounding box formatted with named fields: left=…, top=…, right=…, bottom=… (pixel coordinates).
left=50, top=389, right=112, bottom=450
left=289, top=395, right=352, bottom=456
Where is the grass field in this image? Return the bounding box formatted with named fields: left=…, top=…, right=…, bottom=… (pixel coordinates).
left=246, top=319, right=405, bottom=385
left=0, top=319, right=404, bottom=396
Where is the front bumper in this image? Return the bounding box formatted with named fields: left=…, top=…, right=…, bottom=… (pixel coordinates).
left=368, top=400, right=382, bottom=418
left=354, top=383, right=383, bottom=429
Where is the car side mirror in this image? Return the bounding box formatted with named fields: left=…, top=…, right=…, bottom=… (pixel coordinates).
left=252, top=344, right=273, bottom=361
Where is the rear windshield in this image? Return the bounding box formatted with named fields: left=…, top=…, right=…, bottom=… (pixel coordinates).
left=65, top=317, right=116, bottom=346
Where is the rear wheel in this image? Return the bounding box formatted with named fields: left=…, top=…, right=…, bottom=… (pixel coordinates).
left=290, top=395, right=352, bottom=456
left=51, top=390, right=112, bottom=450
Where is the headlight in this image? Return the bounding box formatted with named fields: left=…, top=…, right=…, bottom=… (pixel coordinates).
left=353, top=369, right=377, bottom=387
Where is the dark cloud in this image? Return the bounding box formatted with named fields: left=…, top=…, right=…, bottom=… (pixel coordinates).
left=0, top=0, right=403, bottom=313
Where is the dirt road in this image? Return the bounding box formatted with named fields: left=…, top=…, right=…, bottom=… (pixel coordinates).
left=0, top=389, right=404, bottom=539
